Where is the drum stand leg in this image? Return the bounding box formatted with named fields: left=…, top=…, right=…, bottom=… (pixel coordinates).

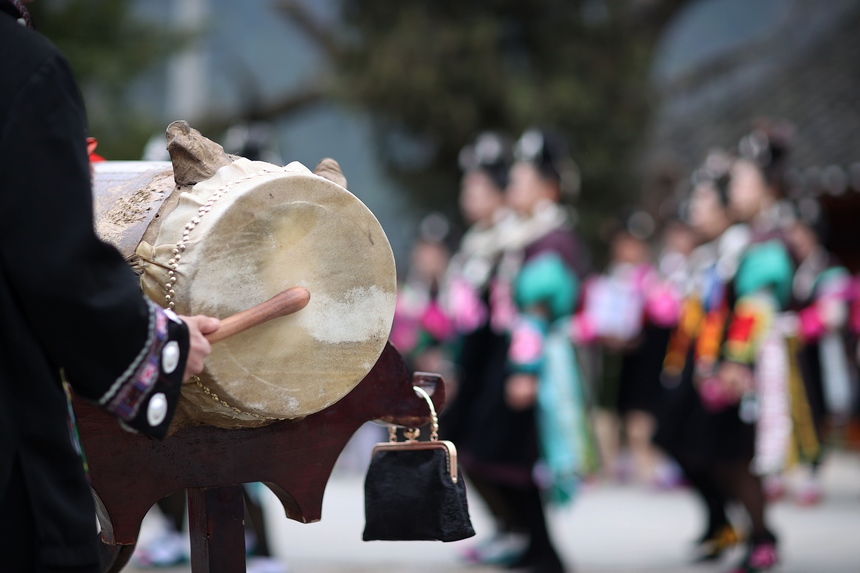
left=188, top=485, right=246, bottom=573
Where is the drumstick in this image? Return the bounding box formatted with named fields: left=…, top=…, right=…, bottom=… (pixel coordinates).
left=205, top=286, right=311, bottom=344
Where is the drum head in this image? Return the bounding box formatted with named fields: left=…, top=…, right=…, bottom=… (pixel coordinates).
left=140, top=159, right=396, bottom=427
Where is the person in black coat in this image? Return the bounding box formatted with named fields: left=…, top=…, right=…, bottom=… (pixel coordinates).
left=0, top=2, right=218, bottom=571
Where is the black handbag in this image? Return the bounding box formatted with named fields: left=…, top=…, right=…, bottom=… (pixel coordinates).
left=363, top=386, right=476, bottom=542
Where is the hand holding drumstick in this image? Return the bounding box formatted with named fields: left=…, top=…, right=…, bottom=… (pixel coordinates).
left=178, top=287, right=311, bottom=382
left=179, top=315, right=220, bottom=381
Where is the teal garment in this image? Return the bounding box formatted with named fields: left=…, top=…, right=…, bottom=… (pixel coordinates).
left=735, top=239, right=794, bottom=309
left=511, top=252, right=592, bottom=505
left=515, top=253, right=579, bottom=321
left=536, top=320, right=596, bottom=506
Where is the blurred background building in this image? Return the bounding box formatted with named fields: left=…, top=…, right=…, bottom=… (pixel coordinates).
left=643, top=0, right=860, bottom=268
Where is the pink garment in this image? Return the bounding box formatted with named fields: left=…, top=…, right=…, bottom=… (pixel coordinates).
left=448, top=278, right=487, bottom=334
left=799, top=273, right=851, bottom=341
left=575, top=264, right=658, bottom=342
left=644, top=282, right=681, bottom=328
left=421, top=301, right=455, bottom=342
left=390, top=285, right=456, bottom=354
left=798, top=306, right=826, bottom=341
left=698, top=376, right=740, bottom=412
left=567, top=276, right=597, bottom=344
left=636, top=263, right=683, bottom=328
left=509, top=320, right=544, bottom=365
left=569, top=312, right=598, bottom=345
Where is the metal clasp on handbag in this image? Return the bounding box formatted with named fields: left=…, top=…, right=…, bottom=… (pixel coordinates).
left=372, top=386, right=459, bottom=483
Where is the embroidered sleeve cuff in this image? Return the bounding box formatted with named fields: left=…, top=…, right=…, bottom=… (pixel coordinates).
left=101, top=301, right=189, bottom=438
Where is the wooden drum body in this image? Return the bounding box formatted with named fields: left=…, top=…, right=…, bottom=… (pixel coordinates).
left=93, top=158, right=396, bottom=430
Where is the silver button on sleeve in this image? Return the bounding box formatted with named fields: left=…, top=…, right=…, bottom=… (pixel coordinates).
left=161, top=341, right=180, bottom=374
left=147, top=392, right=168, bottom=426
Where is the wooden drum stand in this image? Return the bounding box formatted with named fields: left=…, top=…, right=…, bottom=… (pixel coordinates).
left=73, top=343, right=443, bottom=573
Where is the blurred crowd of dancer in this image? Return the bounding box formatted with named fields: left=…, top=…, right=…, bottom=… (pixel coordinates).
left=391, top=123, right=860, bottom=573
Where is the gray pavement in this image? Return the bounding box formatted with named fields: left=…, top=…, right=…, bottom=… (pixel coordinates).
left=125, top=447, right=860, bottom=573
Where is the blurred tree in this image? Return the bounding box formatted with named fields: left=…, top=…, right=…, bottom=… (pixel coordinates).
left=277, top=0, right=688, bottom=252
left=28, top=0, right=185, bottom=159
left=28, top=0, right=689, bottom=256
left=28, top=0, right=325, bottom=159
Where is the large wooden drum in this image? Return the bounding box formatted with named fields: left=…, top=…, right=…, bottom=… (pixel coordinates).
left=93, top=157, right=396, bottom=430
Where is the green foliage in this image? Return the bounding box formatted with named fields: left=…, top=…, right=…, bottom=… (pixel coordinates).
left=330, top=0, right=684, bottom=250
left=28, top=0, right=185, bottom=159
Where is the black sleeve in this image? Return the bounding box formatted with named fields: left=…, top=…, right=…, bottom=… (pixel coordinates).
left=0, top=51, right=186, bottom=438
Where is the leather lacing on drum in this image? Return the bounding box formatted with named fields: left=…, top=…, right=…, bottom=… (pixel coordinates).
left=170, top=167, right=288, bottom=421
left=164, top=168, right=277, bottom=311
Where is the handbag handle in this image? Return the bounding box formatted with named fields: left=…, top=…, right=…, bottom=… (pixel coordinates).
left=413, top=386, right=439, bottom=441
left=389, top=386, right=440, bottom=443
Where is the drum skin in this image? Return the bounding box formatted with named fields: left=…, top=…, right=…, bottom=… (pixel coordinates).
left=93, top=159, right=397, bottom=430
